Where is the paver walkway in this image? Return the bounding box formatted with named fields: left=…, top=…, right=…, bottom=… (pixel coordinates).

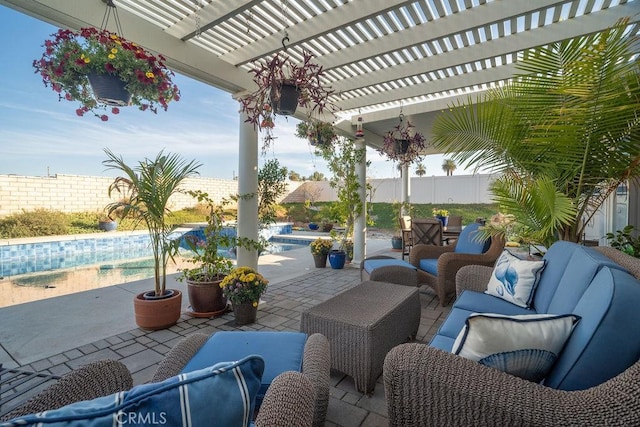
left=1, top=248, right=452, bottom=426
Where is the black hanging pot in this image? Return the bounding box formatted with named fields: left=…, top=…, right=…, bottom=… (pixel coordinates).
left=87, top=72, right=132, bottom=106
left=396, top=139, right=410, bottom=154
left=270, top=82, right=300, bottom=115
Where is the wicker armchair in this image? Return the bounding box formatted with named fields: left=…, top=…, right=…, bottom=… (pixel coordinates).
left=383, top=343, right=640, bottom=427
left=409, top=224, right=504, bottom=306
left=0, top=360, right=133, bottom=422
left=152, top=332, right=330, bottom=427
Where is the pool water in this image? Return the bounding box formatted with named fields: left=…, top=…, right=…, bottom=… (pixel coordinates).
left=0, top=240, right=305, bottom=308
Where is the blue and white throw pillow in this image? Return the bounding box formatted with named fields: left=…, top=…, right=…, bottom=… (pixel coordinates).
left=3, top=355, right=264, bottom=427
left=485, top=250, right=546, bottom=308
left=452, top=313, right=580, bottom=382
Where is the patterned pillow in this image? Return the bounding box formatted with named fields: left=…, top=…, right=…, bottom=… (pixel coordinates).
left=485, top=250, right=546, bottom=308
left=452, top=313, right=580, bottom=382
left=3, top=356, right=264, bottom=427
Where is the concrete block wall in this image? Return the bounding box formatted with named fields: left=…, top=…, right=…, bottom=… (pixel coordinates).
left=0, top=173, right=491, bottom=218
left=0, top=174, right=303, bottom=218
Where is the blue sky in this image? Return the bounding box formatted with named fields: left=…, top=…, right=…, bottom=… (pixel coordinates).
left=0, top=5, right=451, bottom=180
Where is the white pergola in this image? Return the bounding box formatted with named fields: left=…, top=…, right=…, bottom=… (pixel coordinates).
left=2, top=0, right=638, bottom=265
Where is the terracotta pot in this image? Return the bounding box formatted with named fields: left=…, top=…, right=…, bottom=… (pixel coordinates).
left=313, top=253, right=328, bottom=268
left=133, top=289, right=182, bottom=330
left=186, top=278, right=227, bottom=315
left=232, top=302, right=258, bottom=325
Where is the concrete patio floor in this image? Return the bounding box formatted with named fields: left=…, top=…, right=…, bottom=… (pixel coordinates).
left=0, top=232, right=452, bottom=426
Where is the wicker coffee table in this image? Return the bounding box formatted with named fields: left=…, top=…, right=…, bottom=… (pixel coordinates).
left=300, top=280, right=420, bottom=393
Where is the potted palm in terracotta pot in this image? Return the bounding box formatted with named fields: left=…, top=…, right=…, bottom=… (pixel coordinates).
left=103, top=149, right=201, bottom=330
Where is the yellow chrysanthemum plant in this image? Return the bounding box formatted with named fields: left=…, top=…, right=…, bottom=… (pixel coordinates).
left=220, top=267, right=269, bottom=307
left=33, top=27, right=179, bottom=121
left=310, top=238, right=334, bottom=255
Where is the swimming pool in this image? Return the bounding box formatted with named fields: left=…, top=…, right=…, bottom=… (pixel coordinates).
left=0, top=224, right=305, bottom=307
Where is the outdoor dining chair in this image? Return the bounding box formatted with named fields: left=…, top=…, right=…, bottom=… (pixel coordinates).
left=411, top=218, right=443, bottom=247
left=399, top=215, right=413, bottom=259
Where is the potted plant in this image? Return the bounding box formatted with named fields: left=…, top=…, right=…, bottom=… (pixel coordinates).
left=179, top=191, right=235, bottom=317
left=220, top=266, right=269, bottom=325
left=295, top=120, right=337, bottom=150
left=379, top=114, right=426, bottom=165
left=33, top=26, right=180, bottom=121
left=432, top=208, right=450, bottom=227
left=239, top=50, right=338, bottom=149
left=98, top=216, right=118, bottom=232
left=310, top=238, right=334, bottom=268
left=103, top=149, right=201, bottom=330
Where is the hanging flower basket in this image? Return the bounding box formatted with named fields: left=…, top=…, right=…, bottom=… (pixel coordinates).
left=33, top=27, right=180, bottom=121
left=380, top=115, right=426, bottom=165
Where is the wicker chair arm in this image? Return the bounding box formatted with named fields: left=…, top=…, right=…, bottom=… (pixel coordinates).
left=302, top=333, right=330, bottom=427
left=456, top=264, right=494, bottom=295
left=594, top=246, right=640, bottom=280
left=384, top=343, right=640, bottom=427
left=255, top=371, right=315, bottom=427
left=150, top=333, right=209, bottom=382
left=0, top=360, right=133, bottom=421
left=409, top=244, right=454, bottom=266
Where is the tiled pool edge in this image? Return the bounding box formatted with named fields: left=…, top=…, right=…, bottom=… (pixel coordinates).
left=0, top=223, right=296, bottom=277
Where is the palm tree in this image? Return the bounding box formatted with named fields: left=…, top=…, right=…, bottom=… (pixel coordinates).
left=415, top=162, right=426, bottom=177
left=103, top=149, right=201, bottom=296
left=441, top=159, right=456, bottom=176
left=432, top=18, right=640, bottom=244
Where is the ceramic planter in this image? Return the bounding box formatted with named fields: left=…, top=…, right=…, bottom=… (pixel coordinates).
left=313, top=253, right=328, bottom=268
left=186, top=278, right=227, bottom=317
left=232, top=302, right=258, bottom=325
left=328, top=250, right=346, bottom=269
left=98, top=220, right=117, bottom=232
left=133, top=289, right=182, bottom=330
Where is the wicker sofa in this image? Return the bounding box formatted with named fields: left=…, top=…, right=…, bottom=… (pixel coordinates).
left=1, top=333, right=330, bottom=427
left=385, top=241, right=640, bottom=426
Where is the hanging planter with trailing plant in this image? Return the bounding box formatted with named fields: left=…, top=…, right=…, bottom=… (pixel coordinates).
left=239, top=47, right=339, bottom=150
left=33, top=26, right=180, bottom=121
left=295, top=120, right=338, bottom=150
left=379, top=113, right=426, bottom=165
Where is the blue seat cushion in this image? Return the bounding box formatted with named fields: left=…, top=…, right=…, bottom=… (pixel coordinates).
left=182, top=331, right=306, bottom=407
left=419, top=258, right=438, bottom=275
left=454, top=222, right=489, bottom=254
left=455, top=290, right=536, bottom=315
left=6, top=356, right=264, bottom=427
left=429, top=334, right=456, bottom=352
left=363, top=258, right=416, bottom=274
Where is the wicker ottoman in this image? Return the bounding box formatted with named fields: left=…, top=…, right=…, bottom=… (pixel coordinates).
left=360, top=255, right=418, bottom=286
left=300, top=280, right=420, bottom=393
